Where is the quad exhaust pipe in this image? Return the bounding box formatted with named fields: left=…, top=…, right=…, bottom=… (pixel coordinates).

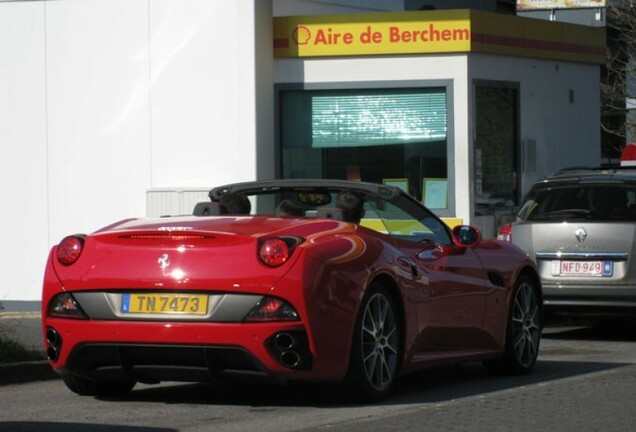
left=268, top=331, right=311, bottom=370
left=46, top=327, right=61, bottom=362
left=280, top=350, right=301, bottom=368
left=274, top=333, right=301, bottom=367
left=274, top=333, right=296, bottom=350
left=47, top=346, right=59, bottom=362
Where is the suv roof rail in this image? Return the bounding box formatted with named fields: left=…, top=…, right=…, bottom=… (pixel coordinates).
left=550, top=166, right=602, bottom=176
left=551, top=165, right=636, bottom=176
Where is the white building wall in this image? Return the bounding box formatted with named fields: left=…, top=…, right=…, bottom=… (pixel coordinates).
left=0, top=0, right=272, bottom=303
left=0, top=2, right=48, bottom=305
left=273, top=0, right=404, bottom=16
left=149, top=0, right=264, bottom=188
left=46, top=0, right=151, bottom=241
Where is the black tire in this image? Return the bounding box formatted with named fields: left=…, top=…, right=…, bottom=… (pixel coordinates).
left=346, top=283, right=401, bottom=402
left=484, top=274, right=543, bottom=375
left=62, top=374, right=136, bottom=397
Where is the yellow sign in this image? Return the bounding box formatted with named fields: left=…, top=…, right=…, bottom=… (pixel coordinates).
left=274, top=10, right=471, bottom=58
left=274, top=9, right=605, bottom=64
left=442, top=218, right=463, bottom=229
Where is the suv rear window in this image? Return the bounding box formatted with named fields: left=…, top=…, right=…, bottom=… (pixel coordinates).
left=518, top=184, right=636, bottom=222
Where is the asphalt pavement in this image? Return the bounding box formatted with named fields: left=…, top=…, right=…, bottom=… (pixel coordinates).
left=3, top=322, right=636, bottom=432
left=2, top=312, right=635, bottom=391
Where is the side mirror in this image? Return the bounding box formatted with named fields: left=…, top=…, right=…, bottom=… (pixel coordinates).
left=451, top=225, right=481, bottom=248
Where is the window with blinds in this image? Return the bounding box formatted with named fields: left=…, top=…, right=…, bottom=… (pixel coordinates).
left=280, top=88, right=447, bottom=149
left=279, top=86, right=449, bottom=210
left=311, top=90, right=447, bottom=148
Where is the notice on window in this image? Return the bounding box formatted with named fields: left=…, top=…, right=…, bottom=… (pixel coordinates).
left=382, top=178, right=409, bottom=193
left=423, top=178, right=448, bottom=209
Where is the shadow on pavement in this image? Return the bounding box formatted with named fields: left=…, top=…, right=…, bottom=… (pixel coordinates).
left=543, top=320, right=636, bottom=342
left=107, top=320, right=631, bottom=407
left=0, top=422, right=174, bottom=432
left=94, top=356, right=626, bottom=408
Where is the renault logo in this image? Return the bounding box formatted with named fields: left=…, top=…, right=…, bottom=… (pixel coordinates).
left=575, top=227, right=588, bottom=242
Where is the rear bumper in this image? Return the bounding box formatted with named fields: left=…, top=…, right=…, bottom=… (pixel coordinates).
left=61, top=343, right=280, bottom=385
left=43, top=318, right=338, bottom=384
left=543, top=283, right=636, bottom=319
left=544, top=304, right=636, bottom=321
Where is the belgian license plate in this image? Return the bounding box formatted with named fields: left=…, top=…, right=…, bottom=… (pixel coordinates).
left=121, top=293, right=208, bottom=315
left=552, top=260, right=613, bottom=277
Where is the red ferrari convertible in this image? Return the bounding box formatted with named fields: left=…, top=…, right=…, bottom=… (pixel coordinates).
left=42, top=179, right=542, bottom=401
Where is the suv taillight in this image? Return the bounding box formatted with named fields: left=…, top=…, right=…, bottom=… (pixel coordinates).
left=497, top=224, right=512, bottom=242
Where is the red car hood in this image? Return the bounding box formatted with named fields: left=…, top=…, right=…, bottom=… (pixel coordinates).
left=52, top=216, right=349, bottom=293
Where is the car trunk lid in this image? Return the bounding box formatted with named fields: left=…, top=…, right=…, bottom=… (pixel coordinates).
left=512, top=221, right=636, bottom=285
left=51, top=216, right=317, bottom=292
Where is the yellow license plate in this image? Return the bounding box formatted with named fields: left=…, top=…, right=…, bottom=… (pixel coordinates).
left=121, top=293, right=208, bottom=315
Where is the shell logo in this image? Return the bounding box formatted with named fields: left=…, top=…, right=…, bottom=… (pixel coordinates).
left=292, top=25, right=311, bottom=45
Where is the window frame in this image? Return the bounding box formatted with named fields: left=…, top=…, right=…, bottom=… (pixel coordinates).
left=472, top=79, right=521, bottom=217
left=275, top=80, right=456, bottom=217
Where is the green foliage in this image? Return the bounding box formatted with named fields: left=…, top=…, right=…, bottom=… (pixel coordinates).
left=0, top=328, right=45, bottom=364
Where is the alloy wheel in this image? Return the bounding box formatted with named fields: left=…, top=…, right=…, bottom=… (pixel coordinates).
left=511, top=281, right=541, bottom=368
left=360, top=292, right=399, bottom=391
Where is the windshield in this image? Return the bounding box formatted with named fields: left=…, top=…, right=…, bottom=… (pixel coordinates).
left=362, top=194, right=452, bottom=245
left=518, top=183, right=636, bottom=222
left=211, top=184, right=452, bottom=245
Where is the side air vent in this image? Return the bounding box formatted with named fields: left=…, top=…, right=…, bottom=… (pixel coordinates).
left=487, top=271, right=506, bottom=288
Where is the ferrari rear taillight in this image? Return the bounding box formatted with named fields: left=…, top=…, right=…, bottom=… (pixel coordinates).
left=259, top=238, right=289, bottom=267
left=258, top=236, right=303, bottom=267
left=497, top=224, right=513, bottom=242
left=244, top=296, right=299, bottom=322
left=56, top=235, right=85, bottom=265
left=48, top=293, right=87, bottom=319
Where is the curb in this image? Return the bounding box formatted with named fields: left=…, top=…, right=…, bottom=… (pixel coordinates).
left=0, top=361, right=59, bottom=386
left=0, top=311, right=41, bottom=319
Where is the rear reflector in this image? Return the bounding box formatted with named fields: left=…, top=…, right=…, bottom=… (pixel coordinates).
left=244, top=296, right=299, bottom=322
left=48, top=293, right=87, bottom=319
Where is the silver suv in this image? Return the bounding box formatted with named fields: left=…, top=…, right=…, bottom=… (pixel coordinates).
left=498, top=166, right=636, bottom=320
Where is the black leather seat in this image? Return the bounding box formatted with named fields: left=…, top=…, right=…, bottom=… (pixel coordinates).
left=193, top=202, right=225, bottom=216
